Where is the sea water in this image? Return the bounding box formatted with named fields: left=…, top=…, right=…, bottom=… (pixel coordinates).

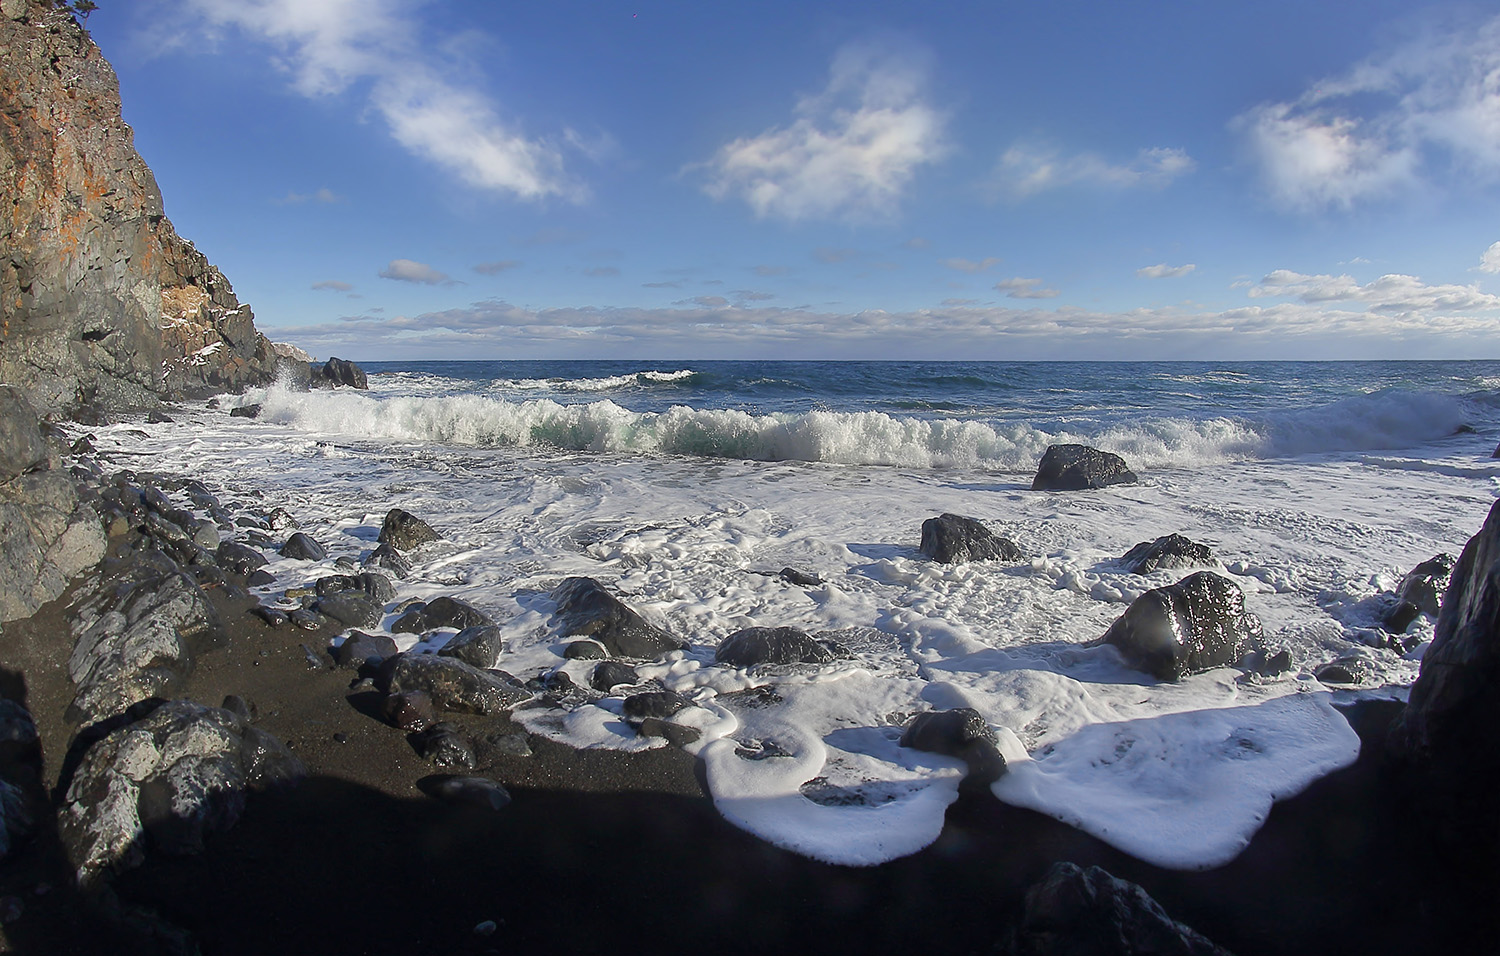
left=94, top=360, right=1500, bottom=869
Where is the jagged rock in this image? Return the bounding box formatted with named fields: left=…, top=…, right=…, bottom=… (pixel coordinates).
left=58, top=699, right=304, bottom=887
left=379, top=654, right=530, bottom=715
left=67, top=553, right=224, bottom=722
left=1390, top=553, right=1455, bottom=623
left=279, top=532, right=326, bottom=562
left=378, top=508, right=439, bottom=551
left=1031, top=444, right=1138, bottom=491
left=331, top=631, right=399, bottom=670
left=391, top=597, right=493, bottom=635
left=919, top=513, right=1023, bottom=564
left=1101, top=571, right=1263, bottom=681
left=438, top=625, right=503, bottom=669
left=1119, top=533, right=1217, bottom=574
left=550, top=577, right=685, bottom=659
left=900, top=708, right=1006, bottom=784
left=363, top=542, right=412, bottom=579
left=312, top=357, right=369, bottom=390
left=0, top=387, right=48, bottom=480
left=1006, top=861, right=1234, bottom=956
left=314, top=591, right=385, bottom=629
left=590, top=660, right=639, bottom=692
left=315, top=572, right=397, bottom=604
left=622, top=690, right=691, bottom=721
left=715, top=626, right=851, bottom=668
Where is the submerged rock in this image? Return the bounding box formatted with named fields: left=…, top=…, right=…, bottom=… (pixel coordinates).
left=622, top=690, right=691, bottom=721
left=316, top=572, right=396, bottom=604
left=919, top=513, right=1023, bottom=564
left=550, top=577, right=686, bottom=659
left=715, top=626, right=851, bottom=668
left=378, top=508, right=440, bottom=552
left=1031, top=444, right=1138, bottom=492
left=900, top=708, right=1006, bottom=785
left=1119, top=533, right=1216, bottom=574
left=1101, top=571, right=1263, bottom=681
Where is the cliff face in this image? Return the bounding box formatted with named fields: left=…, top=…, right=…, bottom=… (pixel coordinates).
left=0, top=0, right=282, bottom=417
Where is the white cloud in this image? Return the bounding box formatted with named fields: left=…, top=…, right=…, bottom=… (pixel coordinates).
left=275, top=186, right=341, bottom=204
left=311, top=280, right=352, bottom=291
left=180, top=0, right=582, bottom=201
left=1248, top=269, right=1500, bottom=314
left=697, top=41, right=948, bottom=222
left=1235, top=15, right=1500, bottom=212
left=996, top=277, right=1060, bottom=299
left=1480, top=242, right=1500, bottom=274
left=993, top=145, right=1194, bottom=198
left=943, top=257, right=1002, bottom=273
left=379, top=259, right=451, bottom=285
left=1137, top=263, right=1196, bottom=279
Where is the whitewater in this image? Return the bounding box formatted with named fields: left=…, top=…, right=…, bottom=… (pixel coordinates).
left=95, top=360, right=1500, bottom=869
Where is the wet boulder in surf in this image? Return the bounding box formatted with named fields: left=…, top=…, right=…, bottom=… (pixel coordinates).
left=1119, top=533, right=1216, bottom=575
left=1031, top=443, right=1138, bottom=491
left=1102, top=571, right=1263, bottom=681
left=1388, top=553, right=1455, bottom=625
left=438, top=625, right=504, bottom=669
left=900, top=708, right=1006, bottom=784
left=715, top=626, right=852, bottom=668
left=391, top=597, right=494, bottom=635
left=919, top=513, right=1024, bottom=564
left=550, top=577, right=686, bottom=659
left=378, top=654, right=531, bottom=715
left=311, top=357, right=369, bottom=390
left=378, top=509, right=440, bottom=552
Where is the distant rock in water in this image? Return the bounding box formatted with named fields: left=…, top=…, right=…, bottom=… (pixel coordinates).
left=1102, top=571, right=1263, bottom=681
left=311, top=357, right=369, bottom=390
left=919, top=513, right=1023, bottom=564
left=715, top=626, right=851, bottom=668
left=1031, top=444, right=1138, bottom=491
left=1119, top=533, right=1216, bottom=574
left=550, top=577, right=686, bottom=659
left=1005, top=861, right=1234, bottom=956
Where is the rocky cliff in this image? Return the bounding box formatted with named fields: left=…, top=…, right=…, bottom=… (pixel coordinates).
left=1, top=0, right=285, bottom=417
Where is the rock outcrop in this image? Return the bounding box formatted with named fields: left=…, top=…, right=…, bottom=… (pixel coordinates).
left=1, top=0, right=286, bottom=416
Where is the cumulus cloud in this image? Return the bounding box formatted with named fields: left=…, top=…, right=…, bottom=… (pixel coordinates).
left=379, top=258, right=451, bottom=285
left=943, top=257, right=1002, bottom=273
left=311, top=280, right=353, bottom=291
left=179, top=0, right=583, bottom=201
left=1235, top=15, right=1500, bottom=211
left=473, top=260, right=521, bottom=275
left=993, top=145, right=1194, bottom=198
left=996, top=277, right=1060, bottom=299
left=1249, top=269, right=1500, bottom=314
left=696, top=41, right=948, bottom=221
left=1480, top=241, right=1500, bottom=274
left=1137, top=263, right=1196, bottom=279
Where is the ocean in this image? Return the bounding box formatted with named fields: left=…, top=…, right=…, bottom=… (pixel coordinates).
left=101, top=359, right=1500, bottom=869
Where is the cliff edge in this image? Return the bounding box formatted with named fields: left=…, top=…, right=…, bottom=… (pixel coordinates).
left=1, top=0, right=286, bottom=418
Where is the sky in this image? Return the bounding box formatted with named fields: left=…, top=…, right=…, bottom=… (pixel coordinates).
left=83, top=0, right=1500, bottom=361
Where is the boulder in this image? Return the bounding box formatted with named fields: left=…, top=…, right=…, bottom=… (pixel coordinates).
left=314, top=591, right=385, bottom=630
left=363, top=543, right=412, bottom=579
left=1031, top=444, right=1138, bottom=491
left=313, top=357, right=369, bottom=390
left=216, top=541, right=269, bottom=579
left=279, top=532, right=327, bottom=562
left=1101, top=571, right=1263, bottom=681
left=900, top=708, right=1006, bottom=784
left=550, top=577, right=686, bottom=659
left=315, top=572, right=396, bottom=604
left=0, top=387, right=49, bottom=481
left=1119, top=533, right=1216, bottom=574
left=919, top=513, right=1023, bottom=564
left=59, top=700, right=303, bottom=887
left=715, top=626, right=851, bottom=668
left=378, top=654, right=530, bottom=715
left=438, top=625, right=504, bottom=669
left=378, top=509, right=439, bottom=551
left=1005, top=862, right=1233, bottom=956
left=1391, top=553, right=1455, bottom=621
left=391, top=596, right=494, bottom=635
left=590, top=660, right=639, bottom=692
left=622, top=690, right=691, bottom=721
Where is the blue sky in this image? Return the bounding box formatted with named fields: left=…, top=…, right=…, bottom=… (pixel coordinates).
left=88, top=0, right=1500, bottom=361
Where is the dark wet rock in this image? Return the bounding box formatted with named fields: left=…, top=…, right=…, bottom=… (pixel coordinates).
left=190, top=519, right=221, bottom=552
left=900, top=708, right=1006, bottom=784
left=591, top=660, right=640, bottom=692
left=216, top=541, right=269, bottom=579
left=391, top=596, right=494, bottom=635
left=438, top=625, right=503, bottom=669
left=67, top=554, right=224, bottom=723
left=715, top=626, right=852, bottom=668
left=0, top=388, right=53, bottom=480
left=381, top=690, right=437, bottom=732
left=228, top=404, right=261, bottom=419
left=332, top=632, right=400, bottom=670
left=279, top=532, right=327, bottom=562
left=363, top=543, right=412, bottom=579
left=315, top=591, right=385, bottom=630
left=1120, top=533, right=1216, bottom=574
left=423, top=775, right=512, bottom=811
left=919, top=513, right=1023, bottom=564
left=378, top=508, right=440, bottom=552
left=416, top=723, right=477, bottom=769
left=562, top=640, right=607, bottom=660
left=265, top=508, right=298, bottom=531
left=478, top=731, right=533, bottom=759
left=637, top=717, right=702, bottom=747
left=289, top=608, right=327, bottom=632
left=622, top=690, right=690, bottom=721
left=220, top=696, right=255, bottom=723
left=313, top=357, right=369, bottom=390
left=1102, top=571, right=1263, bottom=681
left=1314, top=657, right=1374, bottom=685
left=379, top=654, right=531, bottom=715
left=59, top=700, right=303, bottom=887
left=1005, top=861, right=1233, bottom=956
left=1383, top=600, right=1422, bottom=635
left=146, top=410, right=174, bottom=424
left=550, top=577, right=686, bottom=659
left=1031, top=443, right=1138, bottom=492
left=250, top=606, right=289, bottom=628
left=1392, top=553, right=1455, bottom=622
left=316, top=572, right=397, bottom=604
left=779, top=567, right=823, bottom=586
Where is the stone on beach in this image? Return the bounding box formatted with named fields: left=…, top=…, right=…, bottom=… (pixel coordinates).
left=377, top=508, right=440, bottom=552
left=379, top=654, right=531, bottom=715
left=919, top=513, right=1024, bottom=564
left=279, top=532, right=327, bottom=562
left=1101, top=571, right=1263, bottom=681
left=1031, top=443, right=1138, bottom=491
left=550, top=577, right=686, bottom=659
left=392, top=597, right=494, bottom=635
left=438, top=625, right=504, bottom=669
left=1119, top=533, right=1217, bottom=574
left=900, top=708, right=1006, bottom=784
left=714, top=626, right=852, bottom=668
